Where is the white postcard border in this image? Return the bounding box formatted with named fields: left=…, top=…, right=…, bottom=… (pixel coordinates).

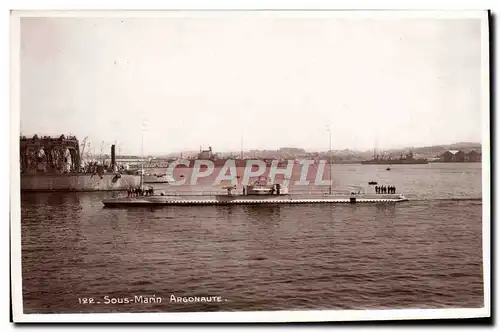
left=9, top=9, right=491, bottom=323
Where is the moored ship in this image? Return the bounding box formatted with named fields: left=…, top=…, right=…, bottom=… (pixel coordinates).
left=20, top=135, right=140, bottom=192
left=174, top=146, right=290, bottom=168
left=361, top=151, right=428, bottom=165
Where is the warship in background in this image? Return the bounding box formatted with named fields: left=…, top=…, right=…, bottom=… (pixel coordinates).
left=176, top=146, right=290, bottom=168
left=361, top=150, right=428, bottom=165
left=20, top=135, right=140, bottom=192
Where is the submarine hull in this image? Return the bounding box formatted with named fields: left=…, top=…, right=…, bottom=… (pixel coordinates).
left=102, top=193, right=408, bottom=207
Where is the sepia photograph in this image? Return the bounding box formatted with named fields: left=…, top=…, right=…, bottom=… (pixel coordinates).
left=10, top=10, right=490, bottom=323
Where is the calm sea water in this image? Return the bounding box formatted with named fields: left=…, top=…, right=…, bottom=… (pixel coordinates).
left=20, top=163, right=484, bottom=313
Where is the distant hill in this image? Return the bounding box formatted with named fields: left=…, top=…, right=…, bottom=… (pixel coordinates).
left=447, top=142, right=482, bottom=148
left=144, top=142, right=482, bottom=160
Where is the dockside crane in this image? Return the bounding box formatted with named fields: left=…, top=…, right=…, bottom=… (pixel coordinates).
left=80, top=136, right=89, bottom=169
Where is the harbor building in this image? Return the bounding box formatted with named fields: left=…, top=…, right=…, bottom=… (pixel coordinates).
left=440, top=150, right=481, bottom=162
left=441, top=150, right=466, bottom=162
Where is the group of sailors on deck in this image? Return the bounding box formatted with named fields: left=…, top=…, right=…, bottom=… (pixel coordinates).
left=127, top=186, right=154, bottom=197
left=375, top=185, right=396, bottom=194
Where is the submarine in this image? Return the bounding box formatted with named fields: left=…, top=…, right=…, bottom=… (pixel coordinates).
left=102, top=177, right=408, bottom=208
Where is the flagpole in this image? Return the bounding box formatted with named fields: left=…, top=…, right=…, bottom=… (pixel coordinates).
left=329, top=129, right=333, bottom=195
left=140, top=120, right=148, bottom=190
left=327, top=125, right=332, bottom=195
left=141, top=129, right=144, bottom=189
left=240, top=136, right=243, bottom=159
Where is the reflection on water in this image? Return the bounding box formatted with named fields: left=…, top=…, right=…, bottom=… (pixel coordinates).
left=375, top=203, right=397, bottom=217
left=241, top=205, right=282, bottom=223
left=214, top=205, right=234, bottom=220
left=23, top=191, right=82, bottom=210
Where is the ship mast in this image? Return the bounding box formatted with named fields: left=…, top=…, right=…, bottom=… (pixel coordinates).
left=327, top=125, right=332, bottom=195
left=240, top=136, right=244, bottom=159
left=100, top=141, right=105, bottom=165
left=80, top=136, right=88, bottom=171
left=141, top=133, right=144, bottom=189
left=141, top=120, right=148, bottom=189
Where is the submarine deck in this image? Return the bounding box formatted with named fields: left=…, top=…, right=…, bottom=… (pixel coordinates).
left=102, top=194, right=408, bottom=207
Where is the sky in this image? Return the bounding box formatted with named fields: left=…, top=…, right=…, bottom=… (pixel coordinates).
left=19, top=12, right=486, bottom=155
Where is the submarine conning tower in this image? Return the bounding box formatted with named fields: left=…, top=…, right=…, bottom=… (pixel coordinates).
left=20, top=134, right=81, bottom=174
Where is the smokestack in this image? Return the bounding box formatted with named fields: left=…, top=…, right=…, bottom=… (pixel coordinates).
left=111, top=144, right=116, bottom=168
